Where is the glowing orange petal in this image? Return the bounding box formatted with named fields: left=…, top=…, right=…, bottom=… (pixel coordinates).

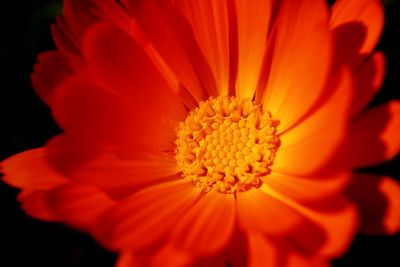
left=346, top=173, right=400, bottom=235
left=262, top=0, right=331, bottom=132
left=151, top=246, right=193, bottom=267
left=123, top=0, right=217, bottom=100
left=331, top=0, right=384, bottom=54
left=96, top=180, right=200, bottom=250
left=234, top=0, right=272, bottom=99
left=272, top=68, right=351, bottom=176
left=339, top=100, right=400, bottom=168
left=260, top=184, right=358, bottom=257
left=350, top=52, right=385, bottom=117
left=171, top=191, right=236, bottom=255
left=176, top=0, right=230, bottom=96
left=31, top=51, right=74, bottom=104
left=236, top=188, right=301, bottom=235
left=266, top=171, right=350, bottom=204
left=17, top=190, right=57, bottom=221
left=1, top=148, right=67, bottom=190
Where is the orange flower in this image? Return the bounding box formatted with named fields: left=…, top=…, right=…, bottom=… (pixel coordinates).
left=2, top=0, right=400, bottom=266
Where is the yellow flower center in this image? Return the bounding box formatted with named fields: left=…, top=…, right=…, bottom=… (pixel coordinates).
left=176, top=96, right=280, bottom=194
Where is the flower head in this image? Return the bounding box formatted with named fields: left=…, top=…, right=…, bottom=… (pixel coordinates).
left=2, top=0, right=400, bottom=266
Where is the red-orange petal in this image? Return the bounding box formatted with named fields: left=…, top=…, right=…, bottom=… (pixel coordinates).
left=331, top=0, right=384, bottom=54
left=236, top=188, right=301, bottom=236
left=260, top=184, right=358, bottom=257
left=1, top=148, right=67, bottom=190
left=171, top=191, right=236, bottom=255
left=246, top=233, right=279, bottom=267
left=338, top=100, right=400, bottom=168
left=350, top=52, right=386, bottom=117
left=116, top=252, right=140, bottom=267
left=266, top=171, right=350, bottom=205
left=346, top=173, right=400, bottom=235
left=17, top=190, right=58, bottom=221
left=176, top=0, right=230, bottom=96
left=123, top=0, right=217, bottom=100
left=261, top=0, right=332, bottom=132
left=96, top=180, right=200, bottom=250
left=46, top=184, right=114, bottom=230
left=82, top=22, right=187, bottom=148
left=73, top=152, right=180, bottom=188
left=31, top=51, right=75, bottom=104
left=271, top=68, right=352, bottom=176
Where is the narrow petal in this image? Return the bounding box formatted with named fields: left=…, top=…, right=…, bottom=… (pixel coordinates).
left=266, top=171, right=350, bottom=204
left=171, top=191, right=236, bottom=255
left=123, top=0, right=218, bottom=100
left=346, top=173, right=400, bottom=235
left=272, top=68, right=352, bottom=176
left=46, top=184, right=114, bottom=230
left=96, top=180, right=200, bottom=250
left=338, top=100, right=400, bottom=168
left=1, top=148, right=67, bottom=190
left=234, top=0, right=272, bottom=99
left=260, top=184, right=358, bottom=257
left=286, top=252, right=330, bottom=267
left=262, top=0, right=332, bottom=132
left=350, top=52, right=385, bottom=117
left=176, top=0, right=230, bottom=96
left=236, top=188, right=301, bottom=235
left=331, top=0, right=384, bottom=54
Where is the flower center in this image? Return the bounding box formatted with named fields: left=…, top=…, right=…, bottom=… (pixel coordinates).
left=176, top=96, right=280, bottom=194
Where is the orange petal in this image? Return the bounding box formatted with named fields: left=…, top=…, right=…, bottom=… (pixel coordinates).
left=346, top=173, right=400, bottom=235
left=236, top=188, right=301, bottom=235
left=260, top=184, right=358, bottom=257
left=17, top=190, right=58, bottom=221
left=234, top=0, right=272, bottom=99
left=176, top=0, right=230, bottom=96
left=171, top=191, right=236, bottom=255
left=331, top=0, right=384, bottom=54
left=1, top=148, right=67, bottom=190
left=123, top=0, right=217, bottom=100
left=246, top=233, right=279, bottom=267
left=31, top=51, right=75, bottom=104
left=266, top=171, right=350, bottom=204
left=350, top=52, right=385, bottom=117
left=46, top=184, right=114, bottom=230
left=261, top=0, right=332, bottom=132
left=338, top=100, right=400, bottom=168
left=73, top=152, right=180, bottom=188
left=96, top=180, right=200, bottom=250
left=271, top=68, right=352, bottom=176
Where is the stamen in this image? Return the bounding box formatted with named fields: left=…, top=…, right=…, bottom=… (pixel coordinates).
left=176, top=96, right=280, bottom=194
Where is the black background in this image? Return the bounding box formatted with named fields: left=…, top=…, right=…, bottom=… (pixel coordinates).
left=0, top=1, right=399, bottom=266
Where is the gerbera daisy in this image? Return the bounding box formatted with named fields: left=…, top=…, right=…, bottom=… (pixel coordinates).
left=2, top=0, right=400, bottom=266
